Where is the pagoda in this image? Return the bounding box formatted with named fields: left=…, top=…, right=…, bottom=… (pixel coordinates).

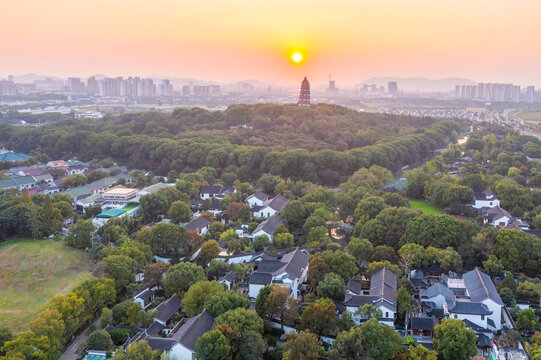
left=297, top=76, right=311, bottom=107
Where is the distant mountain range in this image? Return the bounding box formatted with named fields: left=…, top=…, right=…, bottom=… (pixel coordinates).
left=359, top=77, right=477, bottom=92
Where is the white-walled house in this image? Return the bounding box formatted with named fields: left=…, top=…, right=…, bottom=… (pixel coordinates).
left=248, top=248, right=310, bottom=299
left=246, top=191, right=270, bottom=208
left=445, top=302, right=492, bottom=329
left=462, top=269, right=504, bottom=330
left=420, top=283, right=455, bottom=309
left=199, top=185, right=235, bottom=200
left=183, top=216, right=211, bottom=235
left=133, top=287, right=155, bottom=310
left=251, top=215, right=284, bottom=242
left=343, top=268, right=397, bottom=327
left=484, top=206, right=512, bottom=228
left=251, top=195, right=289, bottom=219
left=472, top=189, right=500, bottom=209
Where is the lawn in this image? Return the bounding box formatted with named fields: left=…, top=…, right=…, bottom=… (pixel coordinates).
left=0, top=238, right=93, bottom=334
left=409, top=200, right=443, bottom=215
left=518, top=111, right=541, bottom=123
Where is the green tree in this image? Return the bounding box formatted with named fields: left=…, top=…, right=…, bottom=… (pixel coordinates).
left=298, top=298, right=338, bottom=337
left=408, top=344, right=438, bottom=360
left=319, top=250, right=357, bottom=280
left=163, top=262, right=206, bottom=296
left=195, top=329, right=231, bottom=360
left=0, top=325, right=13, bottom=356
left=261, top=285, right=297, bottom=329
left=255, top=284, right=273, bottom=317
left=145, top=222, right=189, bottom=259
left=29, top=308, right=64, bottom=356
left=87, top=329, right=113, bottom=351
left=183, top=281, right=225, bottom=317
left=252, top=234, right=270, bottom=251
left=274, top=232, right=294, bottom=249
left=397, top=286, right=412, bottom=322
left=283, top=331, right=321, bottom=360
left=214, top=308, right=264, bottom=335
left=348, top=237, right=373, bottom=263
left=102, top=254, right=137, bottom=292
left=66, top=219, right=95, bottom=249
left=281, top=200, right=307, bottom=231
left=433, top=319, right=477, bottom=360
left=308, top=256, right=330, bottom=287
left=196, top=240, right=221, bottom=265
left=204, top=291, right=250, bottom=317
left=354, top=196, right=387, bottom=220
left=517, top=308, right=540, bottom=332
left=99, top=308, right=113, bottom=329
left=125, top=340, right=161, bottom=360
left=143, top=261, right=170, bottom=288
left=168, top=200, right=192, bottom=223
left=317, top=272, right=346, bottom=301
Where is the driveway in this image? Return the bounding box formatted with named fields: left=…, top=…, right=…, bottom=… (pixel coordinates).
left=59, top=319, right=99, bottom=360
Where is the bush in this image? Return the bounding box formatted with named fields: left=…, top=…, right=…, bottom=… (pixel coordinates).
left=109, top=328, right=133, bottom=346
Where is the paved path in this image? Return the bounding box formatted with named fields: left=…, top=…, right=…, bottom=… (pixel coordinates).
left=59, top=319, right=99, bottom=360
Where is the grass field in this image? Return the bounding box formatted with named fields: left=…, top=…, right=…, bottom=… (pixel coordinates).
left=409, top=200, right=443, bottom=215
left=0, top=238, right=93, bottom=334
left=518, top=111, right=541, bottom=122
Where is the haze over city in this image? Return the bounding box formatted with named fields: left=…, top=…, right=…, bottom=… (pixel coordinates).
left=1, top=0, right=541, bottom=86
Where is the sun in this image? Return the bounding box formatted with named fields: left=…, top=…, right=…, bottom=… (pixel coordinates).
left=291, top=52, right=303, bottom=63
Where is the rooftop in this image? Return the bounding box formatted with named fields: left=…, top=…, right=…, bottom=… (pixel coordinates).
left=104, top=186, right=137, bottom=195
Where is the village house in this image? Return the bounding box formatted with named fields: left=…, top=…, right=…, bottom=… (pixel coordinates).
left=0, top=175, right=37, bottom=191
left=472, top=189, right=500, bottom=209
left=251, top=215, right=285, bottom=242
left=245, top=191, right=269, bottom=208
left=251, top=194, right=289, bottom=218
left=199, top=185, right=236, bottom=200
left=133, top=287, right=155, bottom=310
left=248, top=247, right=310, bottom=299
left=343, top=267, right=397, bottom=327
left=483, top=206, right=512, bottom=228
left=183, top=216, right=211, bottom=235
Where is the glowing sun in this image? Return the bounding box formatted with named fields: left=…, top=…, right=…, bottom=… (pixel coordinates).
left=291, top=52, right=303, bottom=63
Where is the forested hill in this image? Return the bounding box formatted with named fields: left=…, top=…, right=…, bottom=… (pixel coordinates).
left=0, top=104, right=460, bottom=185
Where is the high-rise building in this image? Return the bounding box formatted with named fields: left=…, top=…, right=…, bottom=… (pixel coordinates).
left=194, top=85, right=210, bottom=96
left=526, top=86, right=535, bottom=104
left=159, top=79, right=173, bottom=97
left=7, top=75, right=14, bottom=82
left=182, top=85, right=190, bottom=96
left=388, top=81, right=398, bottom=96
left=68, top=77, right=85, bottom=93
left=327, top=75, right=338, bottom=93
left=86, top=77, right=99, bottom=95
left=455, top=85, right=460, bottom=98
left=297, top=76, right=310, bottom=107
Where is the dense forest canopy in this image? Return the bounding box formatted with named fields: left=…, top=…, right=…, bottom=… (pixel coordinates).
left=0, top=104, right=460, bottom=185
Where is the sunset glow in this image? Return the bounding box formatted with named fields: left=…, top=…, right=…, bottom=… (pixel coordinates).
left=1, top=0, right=541, bottom=85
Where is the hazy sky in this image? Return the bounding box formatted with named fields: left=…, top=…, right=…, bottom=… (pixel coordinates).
left=1, top=0, right=540, bottom=85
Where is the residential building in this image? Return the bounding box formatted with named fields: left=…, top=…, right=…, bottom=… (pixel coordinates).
left=251, top=215, right=285, bottom=242
left=248, top=247, right=310, bottom=299
left=483, top=206, right=512, bottom=227
left=133, top=287, right=155, bottom=310
left=102, top=186, right=138, bottom=205
left=251, top=194, right=289, bottom=218
left=199, top=185, right=236, bottom=200
left=343, top=267, right=397, bottom=326
left=0, top=175, right=37, bottom=190
left=183, top=216, right=211, bottom=235
left=246, top=191, right=270, bottom=208
left=472, top=189, right=500, bottom=209
left=153, top=295, right=182, bottom=327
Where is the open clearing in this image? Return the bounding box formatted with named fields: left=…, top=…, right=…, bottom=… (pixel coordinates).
left=409, top=200, right=443, bottom=215
left=0, top=238, right=93, bottom=334
left=518, top=111, right=541, bottom=122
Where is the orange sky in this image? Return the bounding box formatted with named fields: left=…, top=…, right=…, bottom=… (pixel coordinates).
left=1, top=0, right=541, bottom=85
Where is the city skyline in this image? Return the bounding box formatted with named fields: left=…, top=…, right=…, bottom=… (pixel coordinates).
left=1, top=0, right=541, bottom=86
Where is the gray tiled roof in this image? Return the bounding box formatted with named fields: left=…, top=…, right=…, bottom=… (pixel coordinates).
left=154, top=295, right=182, bottom=322
left=463, top=269, right=503, bottom=306
left=347, top=279, right=362, bottom=295
left=343, top=294, right=377, bottom=307
left=420, top=283, right=455, bottom=302
left=448, top=301, right=492, bottom=315
left=169, top=310, right=214, bottom=352
left=411, top=316, right=438, bottom=331
left=253, top=215, right=284, bottom=235
left=247, top=191, right=269, bottom=202
left=264, top=195, right=290, bottom=211
left=184, top=216, right=211, bottom=232
left=370, top=267, right=397, bottom=305
left=249, top=272, right=273, bottom=285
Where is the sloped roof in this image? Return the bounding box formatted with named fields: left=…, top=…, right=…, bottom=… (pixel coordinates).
left=249, top=272, right=273, bottom=285
left=343, top=294, right=377, bottom=307
left=253, top=215, right=284, bottom=235
left=133, top=287, right=154, bottom=303
left=370, top=267, right=397, bottom=304
left=220, top=272, right=236, bottom=283
left=0, top=175, right=36, bottom=189
left=184, top=216, right=211, bottom=232
left=448, top=301, right=492, bottom=315
left=96, top=208, right=126, bottom=218
left=0, top=152, right=29, bottom=162
left=474, top=189, right=496, bottom=201
left=485, top=206, right=512, bottom=221
left=420, top=283, right=455, bottom=302
left=411, top=316, right=438, bottom=331
left=462, top=268, right=503, bottom=306
left=247, top=191, right=269, bottom=202
left=155, top=294, right=182, bottom=323
left=263, top=194, right=290, bottom=211
left=169, top=310, right=214, bottom=352
left=347, top=279, right=362, bottom=295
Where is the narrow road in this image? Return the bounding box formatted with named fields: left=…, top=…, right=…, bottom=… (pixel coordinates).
left=59, top=318, right=99, bottom=360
